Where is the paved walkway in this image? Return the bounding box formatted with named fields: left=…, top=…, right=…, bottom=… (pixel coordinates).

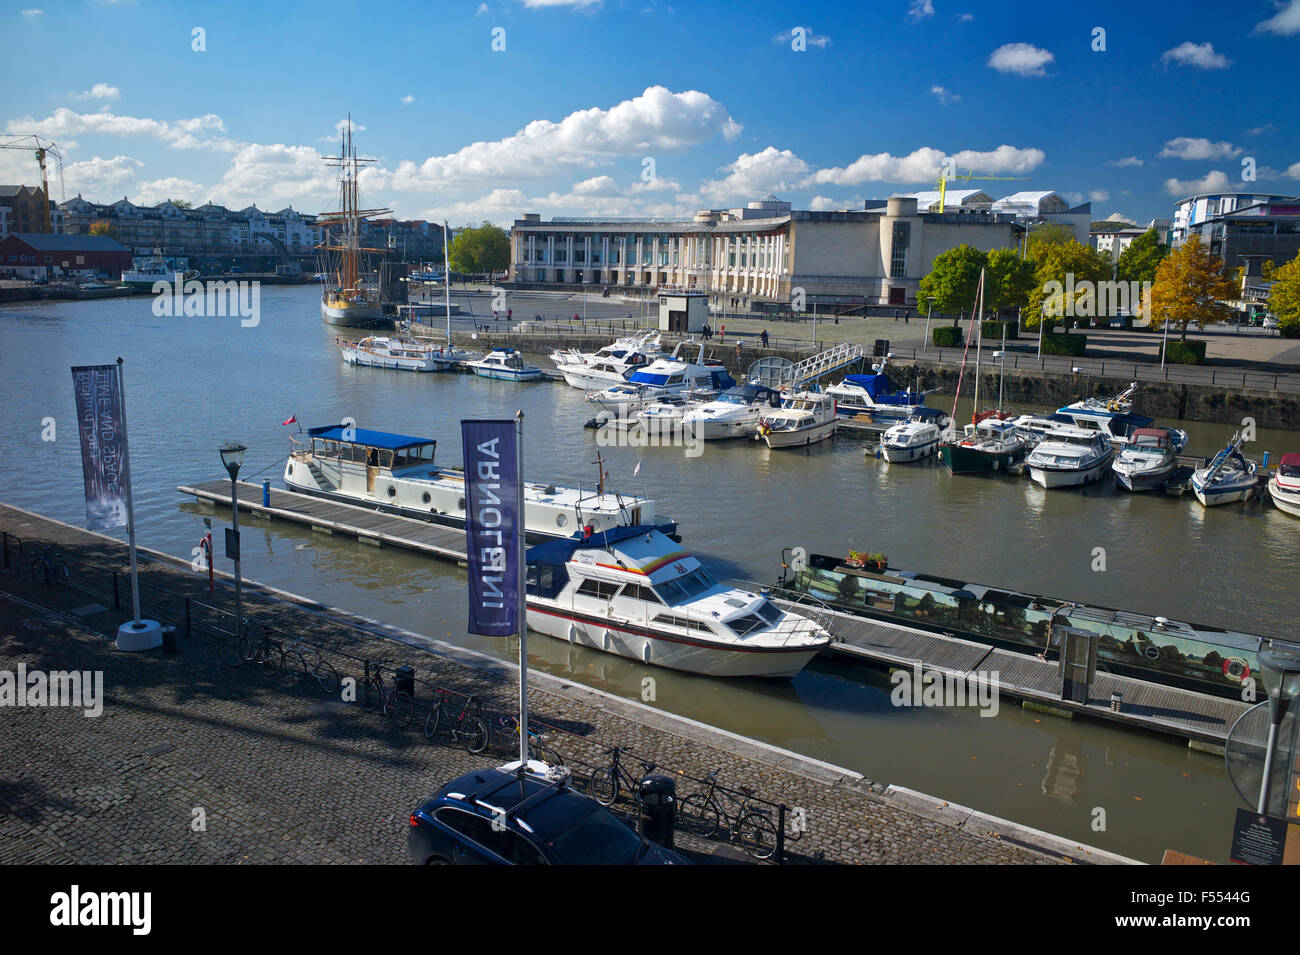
left=0, top=504, right=1112, bottom=865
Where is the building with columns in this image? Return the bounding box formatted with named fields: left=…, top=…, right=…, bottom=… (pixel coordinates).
left=507, top=195, right=1032, bottom=312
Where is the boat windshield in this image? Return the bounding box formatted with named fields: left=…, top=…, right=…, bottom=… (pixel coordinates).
left=1281, top=463, right=1300, bottom=477
left=727, top=599, right=784, bottom=636
left=655, top=567, right=716, bottom=605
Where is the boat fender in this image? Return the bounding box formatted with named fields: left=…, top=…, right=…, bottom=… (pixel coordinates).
left=567, top=624, right=577, bottom=645
left=1222, top=657, right=1251, bottom=681
left=641, top=642, right=652, bottom=663
left=387, top=485, right=397, bottom=497
left=601, top=630, right=611, bottom=650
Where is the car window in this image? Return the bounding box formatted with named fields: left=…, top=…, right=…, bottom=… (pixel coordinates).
left=525, top=800, right=642, bottom=865
left=435, top=808, right=506, bottom=858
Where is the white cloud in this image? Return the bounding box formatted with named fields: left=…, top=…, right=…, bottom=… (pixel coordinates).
left=571, top=175, right=621, bottom=196
left=956, top=13, right=974, bottom=23
left=400, top=94, right=415, bottom=105
left=987, top=42, right=1054, bottom=77
left=930, top=85, right=960, bottom=105
left=1163, top=170, right=1233, bottom=196
left=21, top=8, right=43, bottom=16
left=1104, top=212, right=1138, bottom=225
left=476, top=2, right=489, bottom=13
left=3, top=107, right=233, bottom=151
left=1246, top=124, right=1276, bottom=136
left=1160, top=41, right=1231, bottom=70
left=808, top=196, right=843, bottom=211
left=808, top=144, right=1044, bottom=187
left=520, top=0, right=602, bottom=7
left=771, top=27, right=830, bottom=47
left=1158, top=137, right=1240, bottom=160
left=1106, top=156, right=1143, bottom=167
left=699, top=147, right=810, bottom=202
left=131, top=176, right=208, bottom=206
left=1285, top=161, right=1300, bottom=179
left=63, top=155, right=143, bottom=196
left=1088, top=189, right=1109, bottom=202
left=907, top=0, right=934, bottom=21
left=1254, top=0, right=1300, bottom=35
left=69, top=83, right=120, bottom=101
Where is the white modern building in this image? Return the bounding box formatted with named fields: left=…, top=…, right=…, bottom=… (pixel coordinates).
left=990, top=191, right=1091, bottom=243
left=1171, top=192, right=1298, bottom=244
left=508, top=194, right=1056, bottom=312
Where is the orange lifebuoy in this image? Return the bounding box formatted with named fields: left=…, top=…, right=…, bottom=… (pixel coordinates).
left=1222, top=657, right=1251, bottom=681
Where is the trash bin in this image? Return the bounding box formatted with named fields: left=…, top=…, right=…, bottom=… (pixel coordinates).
left=161, top=625, right=178, bottom=655
left=638, top=773, right=676, bottom=849
left=874, top=338, right=890, bottom=357
left=394, top=665, right=415, bottom=698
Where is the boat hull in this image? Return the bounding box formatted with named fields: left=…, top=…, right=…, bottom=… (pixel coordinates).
left=939, top=442, right=1019, bottom=474
left=1268, top=476, right=1300, bottom=517
left=322, top=300, right=386, bottom=328
left=881, top=436, right=940, bottom=463
left=762, top=420, right=837, bottom=449
left=1192, top=479, right=1257, bottom=506
left=1114, top=464, right=1174, bottom=492
left=470, top=366, right=543, bottom=381
left=1028, top=454, right=1113, bottom=488
left=526, top=605, right=823, bottom=678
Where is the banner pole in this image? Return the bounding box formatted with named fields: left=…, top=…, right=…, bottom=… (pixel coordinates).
left=116, top=357, right=142, bottom=625
left=515, top=410, right=529, bottom=774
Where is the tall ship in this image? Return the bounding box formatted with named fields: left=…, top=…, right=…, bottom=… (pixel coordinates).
left=318, top=117, right=390, bottom=328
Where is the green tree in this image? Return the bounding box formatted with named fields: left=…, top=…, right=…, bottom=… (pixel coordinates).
left=1149, top=235, right=1237, bottom=341
left=1115, top=228, right=1169, bottom=286
left=918, top=244, right=987, bottom=324
left=168, top=198, right=193, bottom=209
left=448, top=221, right=510, bottom=276
left=984, top=247, right=1036, bottom=315
left=1267, top=250, right=1300, bottom=335
left=1025, top=221, right=1075, bottom=258
left=1023, top=240, right=1112, bottom=331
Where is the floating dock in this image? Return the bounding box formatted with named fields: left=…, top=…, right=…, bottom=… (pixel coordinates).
left=178, top=479, right=1248, bottom=748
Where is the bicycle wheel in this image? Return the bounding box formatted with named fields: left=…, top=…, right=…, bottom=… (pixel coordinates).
left=51, top=564, right=70, bottom=590
left=459, top=716, right=488, bottom=754
left=386, top=690, right=415, bottom=728
left=238, top=634, right=259, bottom=664
left=361, top=678, right=382, bottom=711
left=280, top=650, right=307, bottom=687
left=589, top=767, right=619, bottom=806
left=533, top=743, right=564, bottom=767
left=735, top=811, right=779, bottom=860
left=31, top=558, right=49, bottom=586
left=216, top=634, right=244, bottom=667
left=260, top=642, right=285, bottom=678
left=676, top=794, right=721, bottom=838
left=313, top=660, right=340, bottom=696
left=423, top=703, right=443, bottom=741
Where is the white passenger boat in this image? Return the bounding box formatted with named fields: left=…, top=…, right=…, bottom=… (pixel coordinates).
left=756, top=392, right=838, bottom=449
left=549, top=329, right=662, bottom=366
left=337, top=335, right=459, bottom=372
left=1267, top=453, right=1300, bottom=517
left=465, top=348, right=544, bottom=381
left=1054, top=397, right=1189, bottom=452
left=879, top=408, right=949, bottom=463
left=824, top=358, right=929, bottom=422
left=1191, top=433, right=1258, bottom=506
left=627, top=390, right=715, bottom=438
left=284, top=424, right=676, bottom=541
left=1112, top=428, right=1177, bottom=492
left=585, top=343, right=734, bottom=417
left=1024, top=427, right=1115, bottom=488
left=120, top=254, right=194, bottom=290
left=682, top=383, right=784, bottom=440
left=525, top=526, right=831, bottom=677
left=552, top=332, right=666, bottom=390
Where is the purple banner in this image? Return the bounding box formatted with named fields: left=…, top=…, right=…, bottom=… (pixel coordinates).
left=461, top=420, right=520, bottom=637
left=70, top=364, right=129, bottom=530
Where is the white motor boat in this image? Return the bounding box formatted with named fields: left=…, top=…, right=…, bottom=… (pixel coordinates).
left=1267, top=453, right=1300, bottom=517
left=1054, top=401, right=1189, bottom=452
left=552, top=332, right=666, bottom=390
left=284, top=424, right=675, bottom=541
left=549, top=329, right=662, bottom=365
left=628, top=390, right=715, bottom=438
left=586, top=342, right=734, bottom=418
left=1112, top=428, right=1177, bottom=492
left=337, top=335, right=460, bottom=373
left=824, top=357, right=929, bottom=422
left=525, top=525, right=831, bottom=677
left=1191, top=433, right=1258, bottom=506
left=682, top=383, right=784, bottom=440
left=1024, top=427, right=1115, bottom=488
left=465, top=348, right=544, bottom=381
left=757, top=392, right=838, bottom=449
left=879, top=408, right=949, bottom=463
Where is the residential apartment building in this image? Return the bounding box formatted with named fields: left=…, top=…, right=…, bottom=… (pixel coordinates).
left=1179, top=197, right=1300, bottom=279
left=0, top=184, right=65, bottom=235
left=1171, top=191, right=1298, bottom=244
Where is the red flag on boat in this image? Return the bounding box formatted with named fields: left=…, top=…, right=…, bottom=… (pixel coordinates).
left=282, top=414, right=297, bottom=426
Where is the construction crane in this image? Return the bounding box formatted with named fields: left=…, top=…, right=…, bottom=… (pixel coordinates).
left=935, top=168, right=1030, bottom=213
left=0, top=135, right=65, bottom=233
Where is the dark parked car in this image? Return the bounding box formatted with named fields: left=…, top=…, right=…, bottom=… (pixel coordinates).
left=407, top=766, right=688, bottom=865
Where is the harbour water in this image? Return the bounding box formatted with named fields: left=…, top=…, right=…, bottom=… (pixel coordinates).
left=2, top=285, right=1296, bottom=864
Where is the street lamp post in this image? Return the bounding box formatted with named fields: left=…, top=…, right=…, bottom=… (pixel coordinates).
left=993, top=349, right=1006, bottom=409
left=1256, top=640, right=1300, bottom=815
left=220, top=442, right=246, bottom=636
left=1160, top=315, right=1171, bottom=370
left=923, top=297, right=934, bottom=352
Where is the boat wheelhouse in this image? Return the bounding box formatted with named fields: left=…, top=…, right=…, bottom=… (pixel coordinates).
left=466, top=348, right=543, bottom=381
left=756, top=392, right=838, bottom=448
left=1024, top=426, right=1114, bottom=488
left=525, top=526, right=830, bottom=677
left=284, top=424, right=675, bottom=541
left=879, top=408, right=949, bottom=463
left=824, top=363, right=927, bottom=422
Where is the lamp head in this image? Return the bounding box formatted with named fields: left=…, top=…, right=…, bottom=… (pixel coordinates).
left=220, top=442, right=246, bottom=479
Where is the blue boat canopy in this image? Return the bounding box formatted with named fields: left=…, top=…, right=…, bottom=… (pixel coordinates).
left=308, top=424, right=436, bottom=451
left=526, top=524, right=663, bottom=566
left=843, top=373, right=920, bottom=405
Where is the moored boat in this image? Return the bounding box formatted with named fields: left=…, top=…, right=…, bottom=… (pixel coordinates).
left=465, top=347, right=544, bottom=381
left=824, top=357, right=928, bottom=422
left=525, top=525, right=830, bottom=677
left=1112, top=428, right=1177, bottom=491
left=682, top=383, right=784, bottom=440
left=756, top=392, right=838, bottom=449
left=1024, top=427, right=1114, bottom=488
left=879, top=408, right=949, bottom=463
left=1191, top=432, right=1258, bottom=506
left=939, top=412, right=1026, bottom=474
left=338, top=335, right=457, bottom=372
left=1267, top=453, right=1300, bottom=517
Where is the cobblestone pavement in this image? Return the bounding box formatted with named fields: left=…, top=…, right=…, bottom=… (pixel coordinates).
left=0, top=504, right=1063, bottom=865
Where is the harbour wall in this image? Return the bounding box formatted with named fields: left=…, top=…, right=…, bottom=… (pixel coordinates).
left=454, top=330, right=1300, bottom=432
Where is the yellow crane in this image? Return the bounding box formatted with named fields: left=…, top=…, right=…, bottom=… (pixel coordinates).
left=0, top=135, right=65, bottom=233
left=935, top=169, right=1030, bottom=213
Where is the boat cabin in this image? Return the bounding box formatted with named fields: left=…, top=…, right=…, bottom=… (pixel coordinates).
left=296, top=425, right=437, bottom=480
left=1128, top=427, right=1171, bottom=450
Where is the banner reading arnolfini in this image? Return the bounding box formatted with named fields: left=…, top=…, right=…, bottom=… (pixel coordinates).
left=461, top=420, right=521, bottom=637
left=70, top=364, right=130, bottom=530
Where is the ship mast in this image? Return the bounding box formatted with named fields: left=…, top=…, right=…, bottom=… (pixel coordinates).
left=318, top=115, right=390, bottom=302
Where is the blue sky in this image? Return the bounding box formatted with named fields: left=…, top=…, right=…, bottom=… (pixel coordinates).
left=4, top=0, right=1300, bottom=226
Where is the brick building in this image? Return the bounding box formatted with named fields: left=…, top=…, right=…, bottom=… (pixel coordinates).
left=0, top=232, right=132, bottom=279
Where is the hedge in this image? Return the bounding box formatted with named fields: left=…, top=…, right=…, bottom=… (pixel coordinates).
left=932, top=325, right=963, bottom=347
left=1041, top=330, right=1088, bottom=357
left=981, top=320, right=1018, bottom=341
left=1161, top=340, right=1207, bottom=364
left=1281, top=323, right=1300, bottom=339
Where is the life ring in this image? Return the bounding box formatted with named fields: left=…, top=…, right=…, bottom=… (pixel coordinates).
left=1222, top=657, right=1251, bottom=681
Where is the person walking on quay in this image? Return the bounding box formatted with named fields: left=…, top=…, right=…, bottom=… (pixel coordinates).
left=904, top=312, right=909, bottom=326
left=720, top=324, right=726, bottom=342
left=507, top=307, right=512, bottom=322
left=761, top=328, right=769, bottom=347
left=894, top=309, right=900, bottom=322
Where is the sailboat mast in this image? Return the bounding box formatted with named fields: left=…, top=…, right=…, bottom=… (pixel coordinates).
left=443, top=220, right=452, bottom=342
left=973, top=267, right=984, bottom=419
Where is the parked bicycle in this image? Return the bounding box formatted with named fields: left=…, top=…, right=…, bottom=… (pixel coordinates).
left=363, top=659, right=414, bottom=728
left=31, top=545, right=69, bottom=590
left=496, top=714, right=564, bottom=767
left=216, top=618, right=253, bottom=667
left=677, top=769, right=780, bottom=860
left=241, top=624, right=286, bottom=677
left=282, top=635, right=342, bottom=695
left=588, top=747, right=655, bottom=807
left=423, top=689, right=488, bottom=753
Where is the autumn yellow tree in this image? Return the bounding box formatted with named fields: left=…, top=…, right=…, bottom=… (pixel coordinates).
left=1267, top=250, right=1300, bottom=338
left=88, top=220, right=118, bottom=239
left=1148, top=235, right=1236, bottom=341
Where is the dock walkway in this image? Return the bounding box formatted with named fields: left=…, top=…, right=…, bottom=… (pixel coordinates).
left=179, top=480, right=1248, bottom=749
